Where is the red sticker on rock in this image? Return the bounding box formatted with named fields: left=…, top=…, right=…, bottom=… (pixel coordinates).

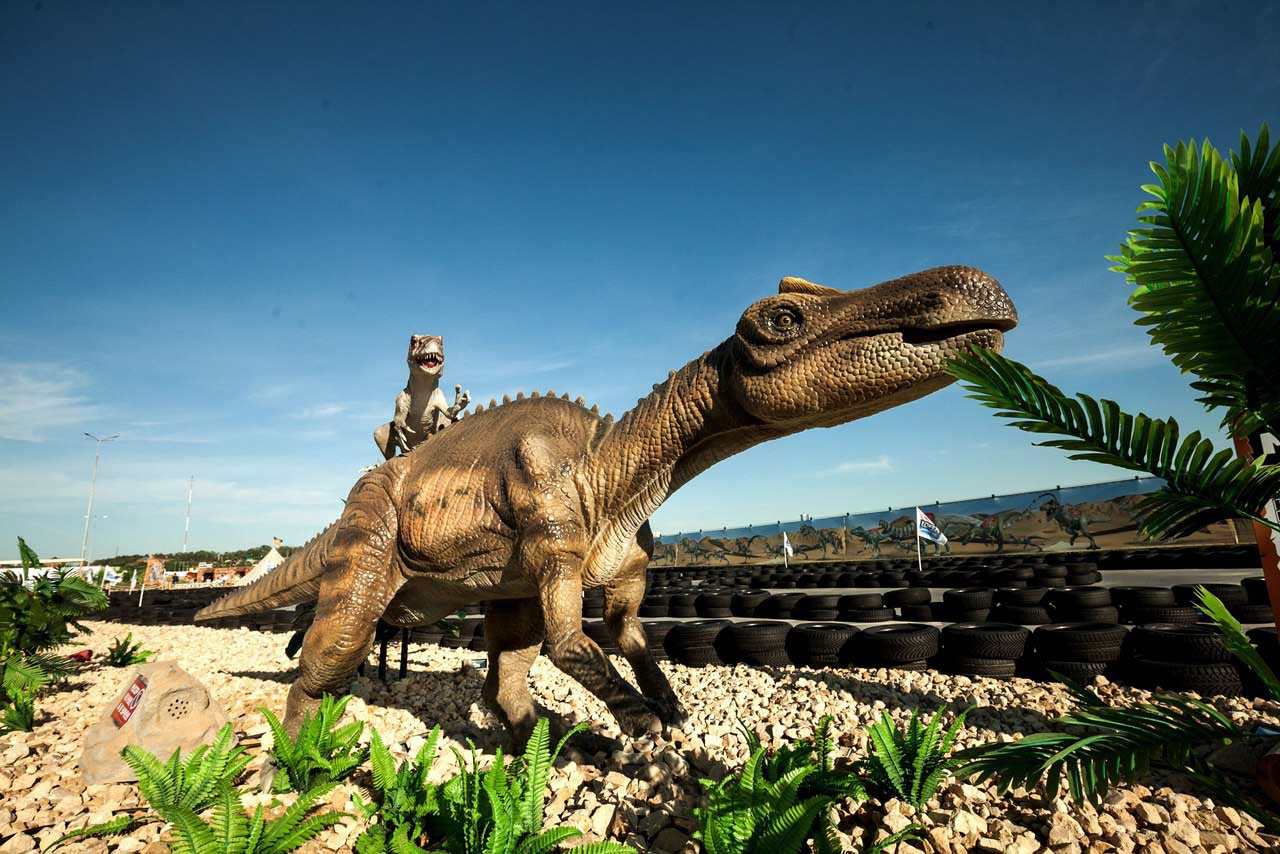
left=111, top=675, right=148, bottom=727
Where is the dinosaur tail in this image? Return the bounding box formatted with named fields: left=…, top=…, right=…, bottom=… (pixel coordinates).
left=194, top=521, right=339, bottom=621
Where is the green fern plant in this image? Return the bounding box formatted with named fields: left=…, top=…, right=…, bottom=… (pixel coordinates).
left=106, top=632, right=155, bottom=667
left=946, top=122, right=1280, bottom=542
left=695, top=717, right=867, bottom=854
left=429, top=718, right=633, bottom=854
left=858, top=707, right=969, bottom=809
left=261, top=694, right=367, bottom=794
left=53, top=722, right=254, bottom=846
left=956, top=588, right=1280, bottom=833
left=159, top=784, right=343, bottom=854
left=0, top=688, right=34, bottom=733
left=352, top=727, right=445, bottom=854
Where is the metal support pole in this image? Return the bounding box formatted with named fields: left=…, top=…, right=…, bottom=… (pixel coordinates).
left=80, top=433, right=118, bottom=566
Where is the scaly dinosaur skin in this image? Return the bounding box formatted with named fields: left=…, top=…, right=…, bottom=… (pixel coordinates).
left=374, top=335, right=471, bottom=460
left=198, top=266, right=1016, bottom=745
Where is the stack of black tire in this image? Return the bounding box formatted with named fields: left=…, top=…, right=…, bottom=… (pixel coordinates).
left=990, top=587, right=1052, bottom=625
left=664, top=620, right=728, bottom=666
left=730, top=590, right=772, bottom=617
left=793, top=594, right=842, bottom=622
left=851, top=624, right=939, bottom=670
left=786, top=623, right=859, bottom=667
left=668, top=593, right=699, bottom=618
left=1124, top=624, right=1248, bottom=696
left=1174, top=582, right=1272, bottom=624
left=696, top=591, right=734, bottom=618
left=723, top=621, right=791, bottom=666
left=885, top=587, right=932, bottom=621
left=1032, top=623, right=1127, bottom=680
left=1110, top=586, right=1198, bottom=624
left=941, top=623, right=1030, bottom=677
left=757, top=592, right=805, bottom=619
left=837, top=593, right=894, bottom=622
left=937, top=588, right=993, bottom=623
left=1044, top=586, right=1119, bottom=624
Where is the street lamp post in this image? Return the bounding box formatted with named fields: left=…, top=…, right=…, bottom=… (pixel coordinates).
left=80, top=433, right=119, bottom=567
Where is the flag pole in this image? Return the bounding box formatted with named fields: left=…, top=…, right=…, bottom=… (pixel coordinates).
left=915, top=508, right=923, bottom=574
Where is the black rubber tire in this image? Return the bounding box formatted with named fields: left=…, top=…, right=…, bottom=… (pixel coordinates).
left=942, top=623, right=1031, bottom=659
left=1242, top=576, right=1270, bottom=605
left=1121, top=604, right=1200, bottom=625
left=1064, top=606, right=1120, bottom=624
left=839, top=593, right=885, bottom=610
left=839, top=607, right=895, bottom=623
left=798, top=594, right=842, bottom=610
left=995, top=587, right=1048, bottom=606
left=1131, top=624, right=1233, bottom=663
left=731, top=590, right=772, bottom=617
left=1047, top=586, right=1112, bottom=609
left=898, top=604, right=934, bottom=621
left=1040, top=659, right=1114, bottom=681
left=946, top=656, right=1018, bottom=677
left=990, top=605, right=1053, bottom=625
left=1109, top=586, right=1176, bottom=607
left=724, top=624, right=792, bottom=666
left=1172, top=583, right=1247, bottom=607
left=757, top=593, right=805, bottom=618
left=666, top=619, right=728, bottom=650
left=1033, top=623, right=1128, bottom=662
left=786, top=623, right=859, bottom=666
left=951, top=608, right=991, bottom=623
left=1066, top=571, right=1103, bottom=585
left=1230, top=604, right=1275, bottom=624
left=944, top=588, right=996, bottom=609
left=1125, top=655, right=1246, bottom=696
left=884, top=587, right=931, bottom=607
left=855, top=624, right=940, bottom=663
left=1035, top=565, right=1068, bottom=579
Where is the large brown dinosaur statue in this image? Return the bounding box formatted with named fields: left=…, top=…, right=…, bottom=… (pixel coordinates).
left=197, top=266, right=1016, bottom=746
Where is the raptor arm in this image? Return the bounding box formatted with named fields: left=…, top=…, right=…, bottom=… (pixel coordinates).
left=446, top=384, right=471, bottom=419
left=391, top=391, right=412, bottom=455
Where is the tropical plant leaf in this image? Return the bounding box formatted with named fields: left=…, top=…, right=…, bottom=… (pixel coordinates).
left=1193, top=586, right=1280, bottom=700
left=946, top=348, right=1280, bottom=539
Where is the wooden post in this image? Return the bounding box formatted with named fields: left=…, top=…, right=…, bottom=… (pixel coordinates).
left=1232, top=432, right=1280, bottom=633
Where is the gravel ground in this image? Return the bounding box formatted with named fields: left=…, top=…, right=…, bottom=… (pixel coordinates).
left=2, top=620, right=1278, bottom=854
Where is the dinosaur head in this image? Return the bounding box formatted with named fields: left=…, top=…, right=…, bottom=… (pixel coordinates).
left=728, top=265, right=1016, bottom=428
left=406, top=335, right=444, bottom=376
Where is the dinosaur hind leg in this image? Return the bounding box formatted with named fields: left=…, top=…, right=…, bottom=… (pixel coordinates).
left=603, top=549, right=686, bottom=727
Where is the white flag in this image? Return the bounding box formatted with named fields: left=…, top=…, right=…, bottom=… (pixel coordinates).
left=782, top=531, right=794, bottom=557
left=916, top=508, right=948, bottom=546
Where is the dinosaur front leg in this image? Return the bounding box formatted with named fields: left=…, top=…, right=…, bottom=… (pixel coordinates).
left=531, top=545, right=662, bottom=738
left=481, top=597, right=546, bottom=746
left=602, top=559, right=686, bottom=727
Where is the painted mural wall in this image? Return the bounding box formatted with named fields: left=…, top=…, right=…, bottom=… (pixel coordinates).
left=650, top=477, right=1240, bottom=566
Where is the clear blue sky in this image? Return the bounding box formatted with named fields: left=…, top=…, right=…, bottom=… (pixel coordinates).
left=2, top=2, right=1276, bottom=559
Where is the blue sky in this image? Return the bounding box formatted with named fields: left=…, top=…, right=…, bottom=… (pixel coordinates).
left=2, top=2, right=1276, bottom=559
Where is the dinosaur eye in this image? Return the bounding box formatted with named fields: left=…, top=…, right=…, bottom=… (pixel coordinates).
left=770, top=308, right=800, bottom=332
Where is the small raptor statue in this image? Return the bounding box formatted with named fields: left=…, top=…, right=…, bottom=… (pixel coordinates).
left=198, top=266, right=1016, bottom=747
left=373, top=334, right=471, bottom=460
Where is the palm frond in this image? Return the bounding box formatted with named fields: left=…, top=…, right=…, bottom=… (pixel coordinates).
left=956, top=694, right=1242, bottom=804
left=1107, top=129, right=1280, bottom=436
left=1193, top=586, right=1280, bottom=700
left=947, top=348, right=1280, bottom=539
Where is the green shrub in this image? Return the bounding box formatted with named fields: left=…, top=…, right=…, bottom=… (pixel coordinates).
left=106, top=632, right=155, bottom=667
left=262, top=694, right=367, bottom=794
left=430, top=718, right=633, bottom=854
left=696, top=717, right=876, bottom=854
left=353, top=726, right=445, bottom=853
left=55, top=722, right=262, bottom=847
left=0, top=689, right=35, bottom=733
left=858, top=707, right=970, bottom=809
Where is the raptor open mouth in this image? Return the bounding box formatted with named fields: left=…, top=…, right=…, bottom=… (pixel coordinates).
left=416, top=354, right=443, bottom=369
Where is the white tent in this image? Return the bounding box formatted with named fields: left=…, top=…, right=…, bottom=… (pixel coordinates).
left=236, top=545, right=285, bottom=587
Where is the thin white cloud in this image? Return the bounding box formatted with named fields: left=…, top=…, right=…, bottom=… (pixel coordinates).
left=299, top=403, right=348, bottom=419
left=1036, top=345, right=1165, bottom=370
left=816, top=454, right=894, bottom=477
left=0, top=363, right=102, bottom=442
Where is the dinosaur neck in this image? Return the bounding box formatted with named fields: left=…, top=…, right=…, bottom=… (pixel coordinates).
left=594, top=340, right=789, bottom=537
left=406, top=370, right=440, bottom=396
